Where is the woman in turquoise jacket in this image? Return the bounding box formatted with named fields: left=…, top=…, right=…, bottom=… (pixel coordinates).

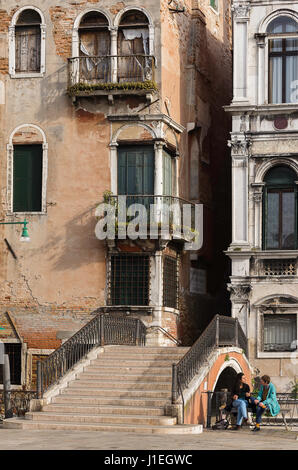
left=250, top=375, right=280, bottom=431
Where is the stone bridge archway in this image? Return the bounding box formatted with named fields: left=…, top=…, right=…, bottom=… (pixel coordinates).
left=182, top=348, right=252, bottom=426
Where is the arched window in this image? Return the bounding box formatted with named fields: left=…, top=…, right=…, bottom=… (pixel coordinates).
left=263, top=166, right=297, bottom=250
left=15, top=9, right=42, bottom=73
left=267, top=16, right=298, bottom=103
left=78, top=11, right=110, bottom=82
left=8, top=125, right=48, bottom=214
left=9, top=7, right=45, bottom=77
left=117, top=10, right=150, bottom=82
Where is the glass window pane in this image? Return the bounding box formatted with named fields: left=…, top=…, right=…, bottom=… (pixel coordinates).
left=266, top=192, right=280, bottom=249
left=269, top=55, right=283, bottom=103
left=264, top=315, right=297, bottom=352
left=282, top=192, right=296, bottom=249
left=270, top=39, right=283, bottom=52
left=285, top=54, right=298, bottom=103
left=267, top=16, right=298, bottom=34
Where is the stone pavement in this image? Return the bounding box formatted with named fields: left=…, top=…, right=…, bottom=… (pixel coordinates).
left=0, top=424, right=297, bottom=450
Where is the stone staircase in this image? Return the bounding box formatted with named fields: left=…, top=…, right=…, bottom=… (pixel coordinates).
left=4, top=346, right=203, bottom=434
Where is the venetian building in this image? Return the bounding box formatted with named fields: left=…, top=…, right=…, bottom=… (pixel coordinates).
left=0, top=1, right=232, bottom=389
left=226, top=0, right=298, bottom=390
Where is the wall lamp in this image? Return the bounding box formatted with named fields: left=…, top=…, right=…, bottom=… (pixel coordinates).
left=0, top=218, right=30, bottom=242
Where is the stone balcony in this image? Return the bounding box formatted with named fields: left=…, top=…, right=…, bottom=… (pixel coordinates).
left=67, top=55, right=157, bottom=103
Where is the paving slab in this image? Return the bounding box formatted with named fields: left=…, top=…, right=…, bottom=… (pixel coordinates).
left=0, top=423, right=297, bottom=450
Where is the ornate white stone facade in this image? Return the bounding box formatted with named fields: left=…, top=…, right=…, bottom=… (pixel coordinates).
left=226, top=0, right=298, bottom=390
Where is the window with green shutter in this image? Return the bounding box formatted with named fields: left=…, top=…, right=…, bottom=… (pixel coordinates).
left=118, top=146, right=154, bottom=196
left=13, top=144, right=43, bottom=212
left=210, top=0, right=218, bottom=11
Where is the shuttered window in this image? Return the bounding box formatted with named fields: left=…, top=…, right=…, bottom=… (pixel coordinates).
left=163, top=256, right=178, bottom=309
left=13, top=145, right=43, bottom=212
left=15, top=10, right=41, bottom=73
left=79, top=12, right=111, bottom=82
left=118, top=146, right=154, bottom=196
left=15, top=26, right=41, bottom=72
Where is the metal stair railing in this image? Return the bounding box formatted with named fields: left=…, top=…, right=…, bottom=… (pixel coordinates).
left=171, top=315, right=248, bottom=404
left=36, top=313, right=146, bottom=398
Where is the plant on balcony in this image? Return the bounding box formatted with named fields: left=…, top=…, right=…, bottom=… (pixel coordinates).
left=68, top=80, right=158, bottom=96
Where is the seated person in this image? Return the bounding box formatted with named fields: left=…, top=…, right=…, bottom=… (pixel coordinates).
left=231, top=372, right=251, bottom=430
left=250, top=375, right=280, bottom=432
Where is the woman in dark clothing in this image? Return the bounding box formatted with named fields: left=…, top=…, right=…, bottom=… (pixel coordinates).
left=231, top=372, right=251, bottom=430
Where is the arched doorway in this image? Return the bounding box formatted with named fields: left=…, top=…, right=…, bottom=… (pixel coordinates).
left=210, top=365, right=239, bottom=425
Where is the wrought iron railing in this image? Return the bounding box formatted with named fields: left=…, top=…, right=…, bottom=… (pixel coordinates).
left=0, top=390, right=37, bottom=420
left=107, top=194, right=198, bottom=242
left=68, top=55, right=155, bottom=87
left=36, top=313, right=146, bottom=398
left=171, top=315, right=248, bottom=403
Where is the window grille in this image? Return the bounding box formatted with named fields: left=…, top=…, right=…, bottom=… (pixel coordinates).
left=163, top=255, right=178, bottom=309
left=0, top=343, right=22, bottom=385
left=109, top=254, right=150, bottom=306
left=263, top=259, right=297, bottom=276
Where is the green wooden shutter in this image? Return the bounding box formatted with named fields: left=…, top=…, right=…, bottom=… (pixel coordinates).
left=163, top=150, right=173, bottom=196
left=13, top=145, right=42, bottom=212
left=118, top=146, right=154, bottom=195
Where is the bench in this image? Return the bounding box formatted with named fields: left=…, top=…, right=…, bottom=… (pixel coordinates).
left=228, top=397, right=298, bottom=430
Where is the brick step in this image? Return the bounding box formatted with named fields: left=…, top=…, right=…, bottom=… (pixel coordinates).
left=79, top=372, right=171, bottom=382
left=43, top=403, right=165, bottom=416
left=26, top=412, right=177, bottom=426
left=52, top=395, right=170, bottom=408
left=61, top=387, right=171, bottom=399
left=3, top=418, right=202, bottom=435
left=69, top=380, right=171, bottom=390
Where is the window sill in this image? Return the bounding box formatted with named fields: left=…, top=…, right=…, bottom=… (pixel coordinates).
left=257, top=351, right=297, bottom=359
left=10, top=72, right=44, bottom=79
left=209, top=6, right=219, bottom=16
left=7, top=211, right=47, bottom=216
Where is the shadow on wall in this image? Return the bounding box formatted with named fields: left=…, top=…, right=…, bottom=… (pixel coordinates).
left=17, top=203, right=106, bottom=272
left=37, top=64, right=69, bottom=122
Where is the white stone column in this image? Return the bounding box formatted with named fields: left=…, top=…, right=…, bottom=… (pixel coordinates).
left=228, top=283, right=251, bottom=336
left=6, top=144, right=14, bottom=213
left=71, top=28, right=79, bottom=85
left=154, top=141, right=164, bottom=196
left=110, top=27, right=118, bottom=83
left=154, top=141, right=164, bottom=225
left=41, top=143, right=48, bottom=213
left=252, top=183, right=265, bottom=249
left=8, top=26, right=15, bottom=76
left=232, top=2, right=251, bottom=102
left=229, top=136, right=251, bottom=248
left=40, top=24, right=46, bottom=74
left=109, top=143, right=118, bottom=194
left=256, top=34, right=266, bottom=105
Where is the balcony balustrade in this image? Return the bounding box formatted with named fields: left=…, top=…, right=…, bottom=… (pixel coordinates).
left=68, top=55, right=156, bottom=97
left=105, top=194, right=200, bottom=245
